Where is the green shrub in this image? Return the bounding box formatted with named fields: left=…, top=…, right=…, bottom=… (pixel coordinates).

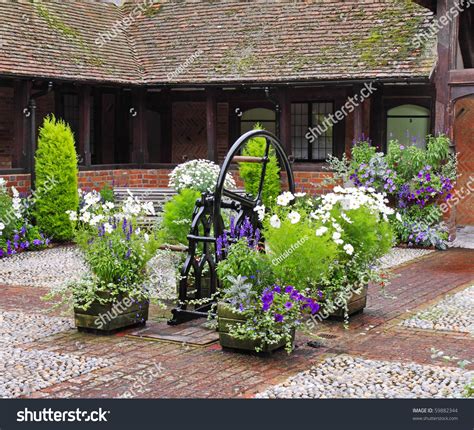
left=34, top=115, right=79, bottom=241
left=99, top=183, right=115, bottom=203
left=161, top=189, right=200, bottom=245
left=239, top=124, right=281, bottom=206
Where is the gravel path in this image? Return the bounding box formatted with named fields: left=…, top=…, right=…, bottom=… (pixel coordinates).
left=0, top=310, right=74, bottom=345
left=0, top=347, right=109, bottom=398
left=257, top=355, right=472, bottom=399
left=0, top=246, right=87, bottom=288
left=400, top=285, right=474, bottom=335
left=0, top=309, right=110, bottom=398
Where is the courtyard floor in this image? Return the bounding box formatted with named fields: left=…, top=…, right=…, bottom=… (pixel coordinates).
left=0, top=248, right=473, bottom=399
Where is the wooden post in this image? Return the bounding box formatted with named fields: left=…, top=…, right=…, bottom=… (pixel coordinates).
left=353, top=85, right=364, bottom=143
left=161, top=90, right=172, bottom=163
left=79, top=85, right=91, bottom=167
left=278, top=88, right=292, bottom=156
left=206, top=88, right=218, bottom=162
left=131, top=87, right=149, bottom=165
left=12, top=80, right=30, bottom=169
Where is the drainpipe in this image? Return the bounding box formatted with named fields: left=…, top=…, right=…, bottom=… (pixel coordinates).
left=27, top=81, right=53, bottom=189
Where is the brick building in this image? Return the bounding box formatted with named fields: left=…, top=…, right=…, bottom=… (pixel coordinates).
left=0, top=0, right=472, bottom=224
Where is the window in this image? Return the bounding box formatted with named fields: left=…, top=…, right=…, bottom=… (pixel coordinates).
left=291, top=102, right=334, bottom=161
left=62, top=94, right=80, bottom=139
left=387, top=104, right=430, bottom=148
left=240, top=108, right=276, bottom=135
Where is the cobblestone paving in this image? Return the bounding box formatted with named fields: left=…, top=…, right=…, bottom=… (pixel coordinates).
left=400, top=285, right=474, bottom=335
left=0, top=310, right=109, bottom=398
left=257, top=355, right=472, bottom=399
left=0, top=246, right=86, bottom=288
left=0, top=346, right=109, bottom=398
left=0, top=310, right=74, bottom=345
left=0, top=248, right=472, bottom=399
left=377, top=247, right=434, bottom=270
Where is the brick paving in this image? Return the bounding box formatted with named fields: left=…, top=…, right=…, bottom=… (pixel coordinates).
left=0, top=248, right=473, bottom=398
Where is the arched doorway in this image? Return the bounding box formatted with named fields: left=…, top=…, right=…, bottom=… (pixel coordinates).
left=453, top=95, right=474, bottom=226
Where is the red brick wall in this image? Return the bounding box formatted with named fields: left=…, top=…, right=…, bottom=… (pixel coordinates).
left=0, top=168, right=335, bottom=195
left=0, top=87, right=14, bottom=169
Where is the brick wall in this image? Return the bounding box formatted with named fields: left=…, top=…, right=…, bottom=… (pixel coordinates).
left=0, top=168, right=334, bottom=195
left=0, top=87, right=14, bottom=169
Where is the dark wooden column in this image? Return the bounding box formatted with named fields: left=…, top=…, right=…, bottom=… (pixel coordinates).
left=12, top=80, right=31, bottom=169
left=206, top=88, right=218, bottom=162
left=353, top=86, right=364, bottom=143
left=78, top=85, right=91, bottom=167
left=161, top=90, right=172, bottom=163
left=278, top=88, right=292, bottom=156
left=131, top=87, right=149, bottom=165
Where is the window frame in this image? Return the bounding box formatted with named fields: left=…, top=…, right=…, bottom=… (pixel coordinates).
left=291, top=100, right=335, bottom=162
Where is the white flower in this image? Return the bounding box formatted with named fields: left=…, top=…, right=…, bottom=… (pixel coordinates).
left=276, top=191, right=295, bottom=206
left=80, top=212, right=91, bottom=223
left=396, top=212, right=403, bottom=222
left=0, top=222, right=4, bottom=230
left=254, top=205, right=266, bottom=221
left=144, top=233, right=150, bottom=242
left=332, top=231, right=341, bottom=241
left=315, top=226, right=328, bottom=236
left=334, top=239, right=344, bottom=245
left=67, top=211, right=78, bottom=221
left=269, top=215, right=281, bottom=229
left=287, top=211, right=301, bottom=224
left=104, top=223, right=114, bottom=234
left=340, top=212, right=353, bottom=224
left=142, top=201, right=156, bottom=216
left=343, top=243, right=354, bottom=255
left=90, top=214, right=104, bottom=226
left=104, top=202, right=115, bottom=210
left=294, top=192, right=307, bottom=198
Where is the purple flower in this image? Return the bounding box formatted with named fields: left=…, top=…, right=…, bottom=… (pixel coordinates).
left=284, top=285, right=294, bottom=294
left=125, top=248, right=132, bottom=259
left=273, top=285, right=281, bottom=294
left=274, top=314, right=284, bottom=323
left=284, top=301, right=293, bottom=310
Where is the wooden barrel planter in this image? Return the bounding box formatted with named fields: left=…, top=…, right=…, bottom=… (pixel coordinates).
left=217, top=302, right=295, bottom=353
left=74, top=295, right=149, bottom=334
left=328, top=285, right=368, bottom=318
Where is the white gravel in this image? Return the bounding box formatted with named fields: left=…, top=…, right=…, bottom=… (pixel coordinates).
left=257, top=355, right=472, bottom=399
left=450, top=226, right=474, bottom=249
left=0, top=309, right=110, bottom=398
left=400, top=285, right=474, bottom=335
left=377, top=247, right=434, bottom=270
left=0, top=246, right=87, bottom=288
left=0, top=346, right=109, bottom=398
left=0, top=246, right=180, bottom=300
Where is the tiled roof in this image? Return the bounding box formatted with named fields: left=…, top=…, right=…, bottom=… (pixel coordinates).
left=0, top=0, right=142, bottom=84
left=0, top=0, right=436, bottom=85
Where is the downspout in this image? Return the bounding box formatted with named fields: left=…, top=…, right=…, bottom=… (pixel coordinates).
left=28, top=81, right=53, bottom=189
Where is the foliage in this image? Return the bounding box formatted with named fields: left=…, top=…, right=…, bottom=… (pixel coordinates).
left=239, top=123, right=281, bottom=206
left=263, top=188, right=394, bottom=318
left=99, top=184, right=115, bottom=203
left=222, top=283, right=319, bottom=353
left=34, top=115, right=79, bottom=241
left=161, top=189, right=201, bottom=245
left=168, top=159, right=236, bottom=194
left=329, top=134, right=457, bottom=249
left=51, top=191, right=161, bottom=310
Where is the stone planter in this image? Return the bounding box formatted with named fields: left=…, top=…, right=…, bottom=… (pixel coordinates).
left=328, top=285, right=368, bottom=318
left=217, top=302, right=295, bottom=353
left=74, top=295, right=149, bottom=334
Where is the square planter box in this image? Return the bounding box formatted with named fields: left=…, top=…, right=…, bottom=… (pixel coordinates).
left=217, top=302, right=294, bottom=353
left=328, top=285, right=368, bottom=319
left=74, top=297, right=149, bottom=334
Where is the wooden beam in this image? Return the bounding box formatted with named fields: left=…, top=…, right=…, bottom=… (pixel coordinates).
left=278, top=88, right=292, bottom=156
left=206, top=88, right=218, bottom=162
left=12, top=80, right=30, bottom=169
left=131, top=88, right=149, bottom=165
left=353, top=90, right=364, bottom=143
left=78, top=86, right=92, bottom=167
